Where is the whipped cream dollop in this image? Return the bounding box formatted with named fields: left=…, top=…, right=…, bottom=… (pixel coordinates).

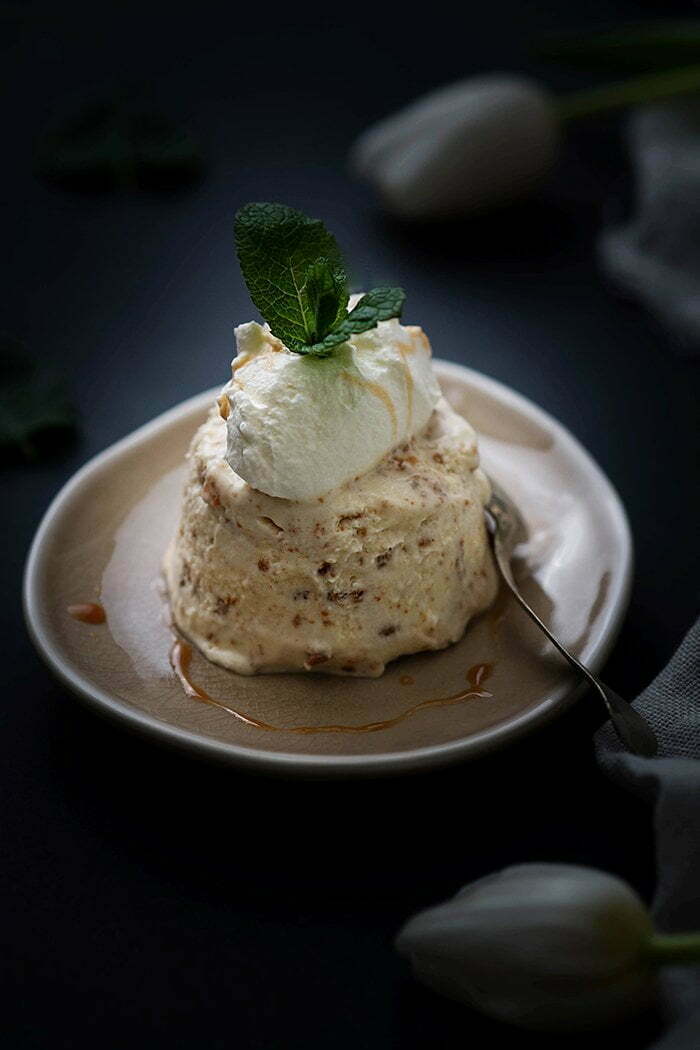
left=219, top=310, right=441, bottom=501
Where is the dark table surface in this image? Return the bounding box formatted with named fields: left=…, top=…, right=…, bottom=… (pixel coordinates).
left=4, top=3, right=699, bottom=1048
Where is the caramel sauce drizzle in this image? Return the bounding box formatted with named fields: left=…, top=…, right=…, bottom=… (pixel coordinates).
left=398, top=348, right=414, bottom=429
left=404, top=325, right=432, bottom=355
left=231, top=355, right=255, bottom=374
left=341, top=371, right=397, bottom=438
left=169, top=637, right=493, bottom=735
left=67, top=602, right=106, bottom=624
left=231, top=340, right=284, bottom=377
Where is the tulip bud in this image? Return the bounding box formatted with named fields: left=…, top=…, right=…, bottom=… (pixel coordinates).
left=351, top=75, right=559, bottom=219
left=396, top=864, right=657, bottom=1031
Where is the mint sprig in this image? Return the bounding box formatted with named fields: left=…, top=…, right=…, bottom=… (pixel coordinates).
left=234, top=202, right=405, bottom=356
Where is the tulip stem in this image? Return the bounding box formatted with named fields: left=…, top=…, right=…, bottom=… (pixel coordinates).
left=647, top=933, right=700, bottom=965
left=557, top=64, right=700, bottom=122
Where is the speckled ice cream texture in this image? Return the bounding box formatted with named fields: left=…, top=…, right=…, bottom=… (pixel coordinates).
left=164, top=396, right=497, bottom=677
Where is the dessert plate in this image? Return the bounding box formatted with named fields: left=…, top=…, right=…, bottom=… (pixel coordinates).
left=24, top=362, right=631, bottom=776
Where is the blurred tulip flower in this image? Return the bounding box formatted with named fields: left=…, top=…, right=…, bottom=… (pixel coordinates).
left=397, top=863, right=700, bottom=1032
left=353, top=61, right=700, bottom=219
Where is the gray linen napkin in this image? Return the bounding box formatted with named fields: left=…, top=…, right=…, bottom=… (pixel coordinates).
left=599, top=103, right=700, bottom=356
left=595, top=617, right=700, bottom=1047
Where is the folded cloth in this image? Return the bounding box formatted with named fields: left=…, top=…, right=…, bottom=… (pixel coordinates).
left=599, top=103, right=700, bottom=356
left=595, top=617, right=700, bottom=1046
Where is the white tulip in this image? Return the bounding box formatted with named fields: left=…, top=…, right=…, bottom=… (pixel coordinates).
left=352, top=75, right=559, bottom=219
left=397, top=863, right=662, bottom=1031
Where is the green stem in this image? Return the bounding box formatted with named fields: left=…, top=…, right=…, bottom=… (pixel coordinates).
left=557, top=64, right=700, bottom=122
left=647, top=933, right=700, bottom=965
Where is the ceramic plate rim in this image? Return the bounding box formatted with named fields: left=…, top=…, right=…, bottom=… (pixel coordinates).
left=23, top=362, right=633, bottom=776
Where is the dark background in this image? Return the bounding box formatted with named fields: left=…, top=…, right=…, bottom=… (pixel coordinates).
left=4, top=2, right=700, bottom=1047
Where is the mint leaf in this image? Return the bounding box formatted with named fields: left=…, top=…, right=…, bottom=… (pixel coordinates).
left=234, top=203, right=348, bottom=350
left=300, top=287, right=406, bottom=355
left=304, top=258, right=348, bottom=340
left=234, top=203, right=405, bottom=355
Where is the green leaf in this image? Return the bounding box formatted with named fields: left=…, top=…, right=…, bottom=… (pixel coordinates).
left=299, top=287, right=406, bottom=356
left=304, top=258, right=349, bottom=339
left=234, top=202, right=406, bottom=355
left=0, top=336, right=77, bottom=461
left=234, top=203, right=348, bottom=350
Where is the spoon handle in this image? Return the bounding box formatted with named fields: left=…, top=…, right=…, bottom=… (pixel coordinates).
left=490, top=530, right=658, bottom=758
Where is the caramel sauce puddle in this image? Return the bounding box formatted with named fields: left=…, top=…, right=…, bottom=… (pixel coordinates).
left=170, top=637, right=493, bottom=735
left=67, top=602, right=106, bottom=624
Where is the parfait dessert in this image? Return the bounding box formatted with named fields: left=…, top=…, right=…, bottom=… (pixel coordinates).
left=164, top=204, right=496, bottom=676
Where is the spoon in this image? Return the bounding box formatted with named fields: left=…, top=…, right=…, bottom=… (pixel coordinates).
left=484, top=481, right=658, bottom=757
